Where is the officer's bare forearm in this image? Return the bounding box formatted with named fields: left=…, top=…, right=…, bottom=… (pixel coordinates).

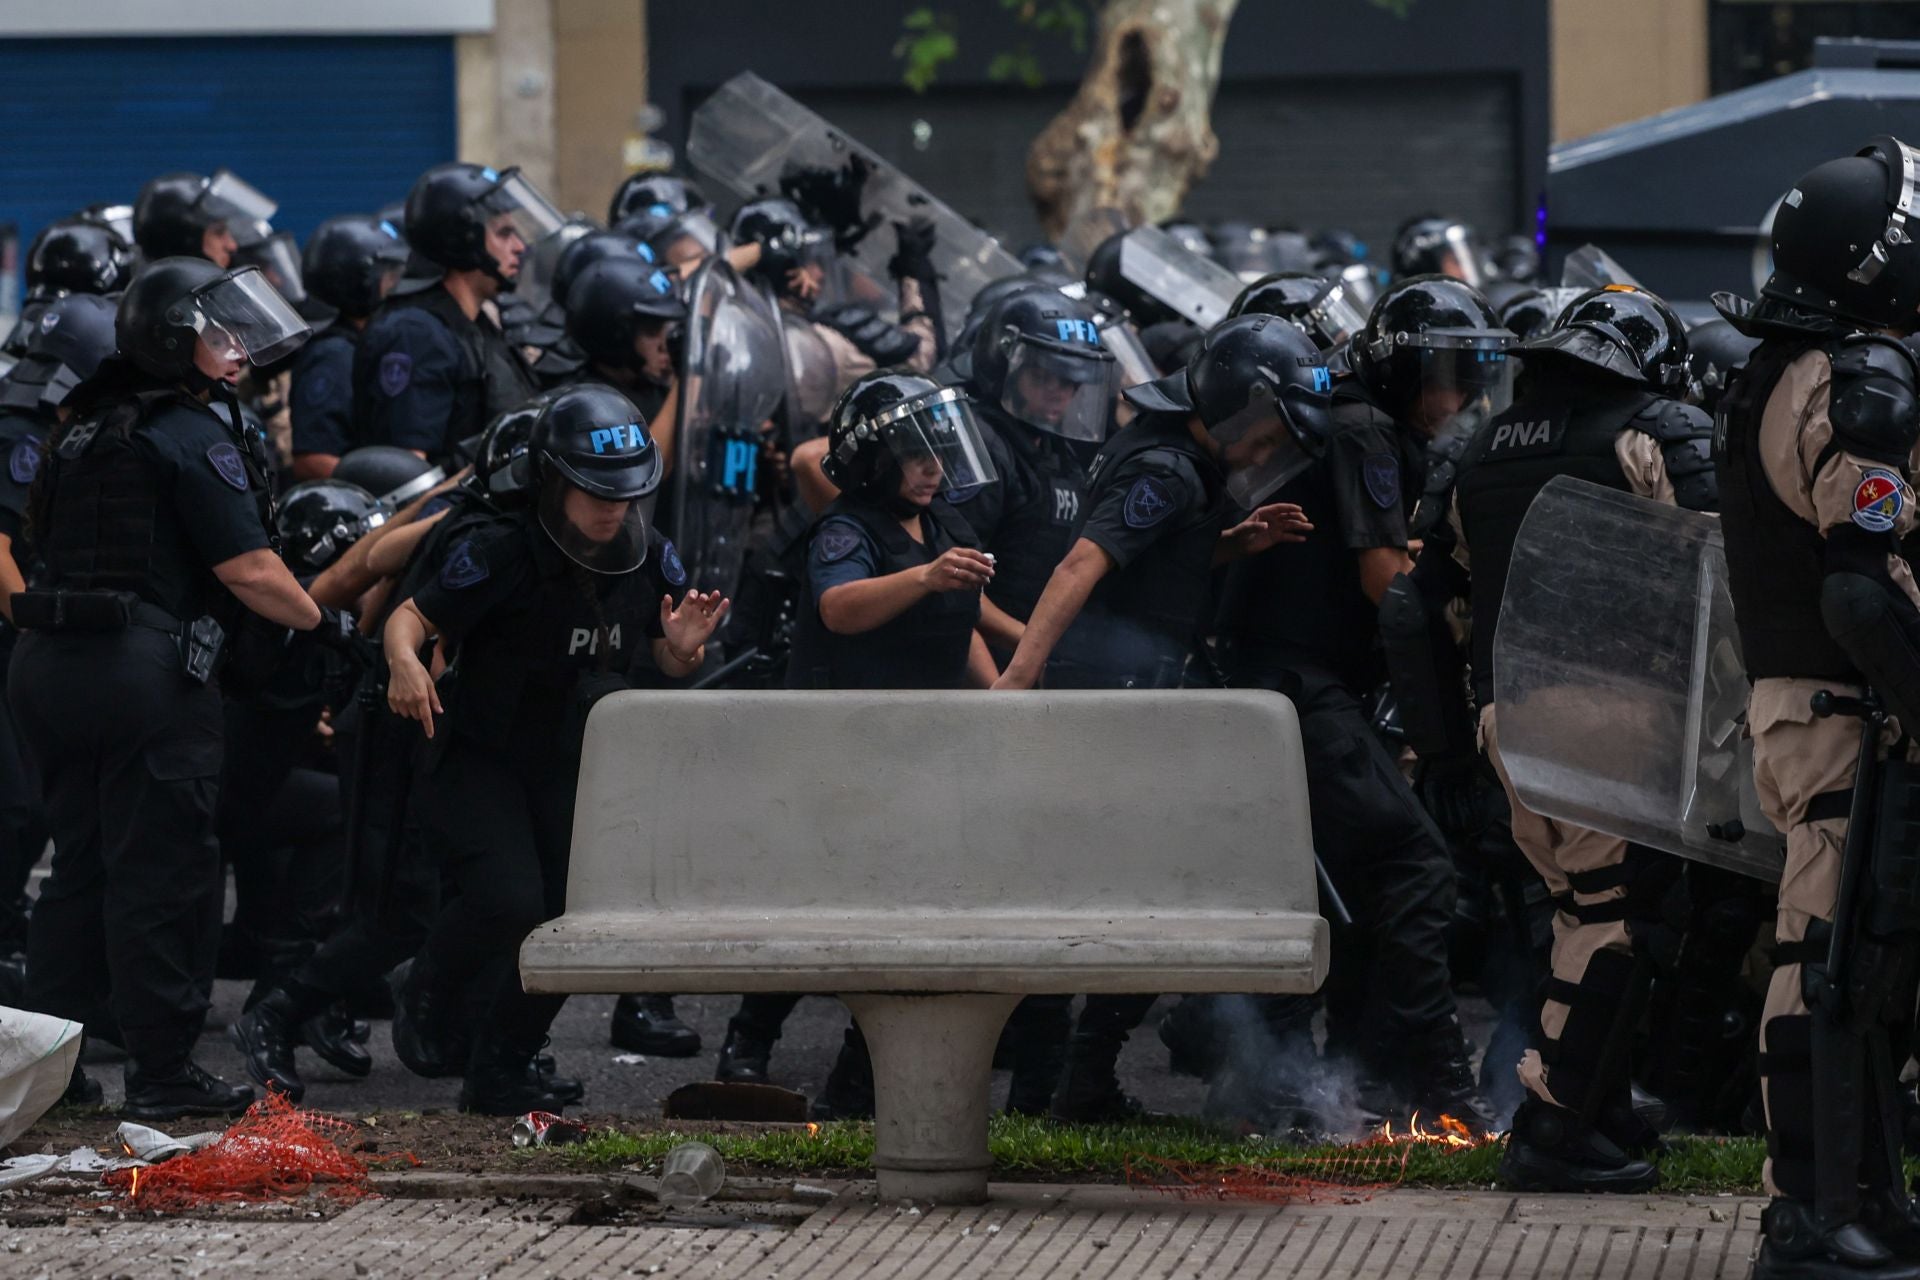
left=652, top=636, right=703, bottom=678
left=309, top=512, right=446, bottom=607
left=290, top=453, right=339, bottom=482
left=1001, top=538, right=1112, bottom=687
left=818, top=571, right=932, bottom=635
left=383, top=600, right=437, bottom=666
left=966, top=630, right=999, bottom=689
left=363, top=511, right=448, bottom=579
left=214, top=548, right=323, bottom=630
left=0, top=534, right=23, bottom=626
left=725, top=243, right=763, bottom=275
left=791, top=437, right=839, bottom=513
left=1358, top=546, right=1416, bottom=606
left=977, top=596, right=1025, bottom=651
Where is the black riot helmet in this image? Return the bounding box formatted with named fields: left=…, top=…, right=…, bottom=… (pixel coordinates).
left=1762, top=136, right=1920, bottom=330
left=303, top=215, right=410, bottom=319
left=823, top=371, right=998, bottom=509
left=519, top=382, right=664, bottom=573
left=564, top=256, right=687, bottom=372
left=26, top=220, right=134, bottom=300
left=403, top=162, right=565, bottom=286
left=1124, top=314, right=1335, bottom=508
left=1351, top=275, right=1516, bottom=430
left=730, top=197, right=832, bottom=298
left=115, top=258, right=311, bottom=381
left=551, top=232, right=656, bottom=312
left=276, top=479, right=384, bottom=575
left=608, top=172, right=711, bottom=225
left=1228, top=271, right=1370, bottom=355
left=0, top=292, right=120, bottom=414
left=1391, top=216, right=1488, bottom=287
left=968, top=286, right=1119, bottom=442
left=1684, top=318, right=1762, bottom=412
left=953, top=272, right=1054, bottom=361
left=333, top=444, right=447, bottom=509
left=475, top=390, right=558, bottom=500
left=1085, top=230, right=1172, bottom=327
left=133, top=170, right=277, bottom=261
left=1521, top=284, right=1690, bottom=391
left=1496, top=286, right=1583, bottom=341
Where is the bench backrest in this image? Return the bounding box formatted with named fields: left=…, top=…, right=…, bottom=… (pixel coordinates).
left=566, top=690, right=1316, bottom=917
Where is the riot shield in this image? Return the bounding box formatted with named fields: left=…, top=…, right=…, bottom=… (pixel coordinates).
left=779, top=309, right=839, bottom=437
left=687, top=72, right=1023, bottom=346
left=1058, top=206, right=1131, bottom=276
left=1117, top=225, right=1243, bottom=329
left=1492, top=476, right=1784, bottom=881
left=672, top=254, right=789, bottom=602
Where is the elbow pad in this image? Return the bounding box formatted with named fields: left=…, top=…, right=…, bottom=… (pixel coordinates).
left=1827, top=336, right=1920, bottom=467
left=1630, top=399, right=1718, bottom=512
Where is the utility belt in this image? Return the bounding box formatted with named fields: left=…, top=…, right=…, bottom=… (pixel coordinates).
left=12, top=589, right=226, bottom=684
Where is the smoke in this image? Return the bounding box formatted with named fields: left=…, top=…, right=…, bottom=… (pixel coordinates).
left=1193, top=994, right=1378, bottom=1141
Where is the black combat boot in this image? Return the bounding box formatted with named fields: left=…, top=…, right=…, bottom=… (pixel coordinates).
left=299, top=1004, right=374, bottom=1079
left=229, top=987, right=309, bottom=1102
left=1753, top=1198, right=1920, bottom=1280
left=1051, top=995, right=1159, bottom=1124
left=1402, top=1018, right=1499, bottom=1132
left=810, top=1026, right=875, bottom=1122
left=611, top=994, right=701, bottom=1057
left=1497, top=1098, right=1659, bottom=1192
left=56, top=1062, right=102, bottom=1109
left=123, top=1059, right=254, bottom=1122
left=389, top=957, right=469, bottom=1079
left=459, top=1038, right=574, bottom=1116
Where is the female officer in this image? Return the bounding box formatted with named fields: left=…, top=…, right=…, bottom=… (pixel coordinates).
left=383, top=384, right=727, bottom=1114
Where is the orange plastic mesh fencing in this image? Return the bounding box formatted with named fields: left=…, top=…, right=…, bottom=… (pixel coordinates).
left=102, top=1091, right=420, bottom=1211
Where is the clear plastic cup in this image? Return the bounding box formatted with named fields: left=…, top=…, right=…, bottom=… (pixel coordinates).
left=657, top=1141, right=726, bottom=1207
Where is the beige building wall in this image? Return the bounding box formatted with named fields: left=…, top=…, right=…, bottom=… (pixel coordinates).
left=1552, top=0, right=1710, bottom=143
left=455, top=0, right=649, bottom=216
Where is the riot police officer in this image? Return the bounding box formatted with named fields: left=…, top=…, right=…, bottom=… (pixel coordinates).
left=9, top=258, right=345, bottom=1117
left=383, top=384, right=725, bottom=1113
left=2, top=217, right=134, bottom=358
left=563, top=254, right=687, bottom=425
left=1403, top=285, right=1715, bottom=1190
left=353, top=163, right=559, bottom=463
left=290, top=216, right=410, bottom=480
left=0, top=292, right=119, bottom=956
left=132, top=170, right=279, bottom=269
left=608, top=172, right=711, bottom=226
left=1392, top=216, right=1489, bottom=286
left=1228, top=271, right=1369, bottom=361
left=1717, top=137, right=1920, bottom=1279
left=1212, top=278, right=1514, bottom=1130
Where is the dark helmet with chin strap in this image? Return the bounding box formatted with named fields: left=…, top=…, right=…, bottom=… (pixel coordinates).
left=403, top=162, right=564, bottom=287
left=276, top=479, right=384, bottom=575
left=730, top=197, right=831, bottom=298
left=1085, top=231, right=1172, bottom=327
left=1229, top=271, right=1369, bottom=355
left=1520, top=284, right=1690, bottom=391
left=133, top=170, right=277, bottom=260
left=333, top=444, right=446, bottom=509
left=27, top=220, right=134, bottom=300
left=823, top=370, right=998, bottom=509
left=116, top=258, right=310, bottom=381
left=1760, top=135, right=1920, bottom=330
left=303, top=215, right=410, bottom=318
left=0, top=292, right=120, bottom=413
left=1349, top=275, right=1514, bottom=420
left=474, top=390, right=559, bottom=501
left=1124, top=314, right=1334, bottom=508
left=1684, top=318, right=1762, bottom=412
left=521, top=382, right=664, bottom=573
left=1391, top=216, right=1487, bottom=286
left=608, top=173, right=710, bottom=225
left=564, top=256, right=687, bottom=373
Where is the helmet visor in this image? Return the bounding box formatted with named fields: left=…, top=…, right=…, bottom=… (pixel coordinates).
left=536, top=468, right=656, bottom=575
left=1436, top=224, right=1489, bottom=289
left=239, top=232, right=308, bottom=305
left=874, top=387, right=999, bottom=493
left=189, top=266, right=312, bottom=366
left=1394, top=331, right=1517, bottom=433
left=201, top=171, right=278, bottom=241
left=1209, top=379, right=1328, bottom=509
left=1304, top=279, right=1370, bottom=351
left=479, top=169, right=568, bottom=257
left=518, top=220, right=598, bottom=312
left=999, top=338, right=1119, bottom=443
left=1560, top=244, right=1645, bottom=292
left=1095, top=313, right=1160, bottom=391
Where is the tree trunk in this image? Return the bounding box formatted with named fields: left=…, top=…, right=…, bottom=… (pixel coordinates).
left=1026, top=0, right=1241, bottom=241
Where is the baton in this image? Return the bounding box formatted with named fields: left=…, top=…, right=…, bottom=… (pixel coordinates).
left=690, top=645, right=763, bottom=691
left=1315, top=856, right=1353, bottom=927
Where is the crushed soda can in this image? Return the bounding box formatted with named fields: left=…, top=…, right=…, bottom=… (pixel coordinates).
left=511, top=1111, right=587, bottom=1148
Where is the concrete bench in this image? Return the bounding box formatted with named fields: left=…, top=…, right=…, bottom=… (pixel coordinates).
left=521, top=690, right=1326, bottom=1203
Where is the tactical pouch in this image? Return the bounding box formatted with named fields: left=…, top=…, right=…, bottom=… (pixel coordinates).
left=11, top=589, right=136, bottom=631
left=180, top=616, right=226, bottom=686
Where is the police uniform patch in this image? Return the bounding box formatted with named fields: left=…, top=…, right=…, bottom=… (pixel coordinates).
left=8, top=437, right=42, bottom=486
left=206, top=443, right=250, bottom=491
left=1851, top=467, right=1907, bottom=533
left=1362, top=454, right=1401, bottom=510
left=660, top=538, right=688, bottom=587
left=305, top=368, right=334, bottom=402
left=816, top=524, right=863, bottom=563
left=440, top=538, right=489, bottom=590
left=943, top=483, right=984, bottom=505
left=1122, top=476, right=1176, bottom=529
left=378, top=351, right=413, bottom=397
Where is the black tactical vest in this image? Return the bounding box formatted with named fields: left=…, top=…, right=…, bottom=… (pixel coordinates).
left=375, top=287, right=537, bottom=460
left=982, top=416, right=1087, bottom=625
left=1716, top=339, right=1861, bottom=681
left=1455, top=377, right=1649, bottom=703
left=787, top=496, right=981, bottom=690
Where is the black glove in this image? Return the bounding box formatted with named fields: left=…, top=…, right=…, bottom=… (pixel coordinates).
left=664, top=320, right=688, bottom=376
left=310, top=605, right=368, bottom=661
left=887, top=217, right=939, bottom=285
left=779, top=156, right=878, bottom=253
left=1417, top=756, right=1499, bottom=845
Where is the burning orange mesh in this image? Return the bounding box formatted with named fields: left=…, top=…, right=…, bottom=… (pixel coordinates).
left=1126, top=1112, right=1499, bottom=1206
left=102, top=1091, right=419, bottom=1211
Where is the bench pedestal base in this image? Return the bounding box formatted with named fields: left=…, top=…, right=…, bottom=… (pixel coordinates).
left=840, top=992, right=1024, bottom=1205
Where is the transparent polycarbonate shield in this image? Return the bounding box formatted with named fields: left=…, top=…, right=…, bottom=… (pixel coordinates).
left=1058, top=206, right=1131, bottom=275
left=779, top=309, right=839, bottom=433
left=1560, top=244, right=1646, bottom=292
left=672, top=254, right=789, bottom=599
left=687, top=72, right=1023, bottom=345
left=1492, top=476, right=1784, bottom=881
left=1117, top=225, right=1243, bottom=329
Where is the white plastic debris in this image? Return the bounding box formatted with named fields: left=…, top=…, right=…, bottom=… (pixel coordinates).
left=0, top=1146, right=128, bottom=1190
left=0, top=1008, right=81, bottom=1148
left=113, top=1122, right=220, bottom=1164
left=611, top=1054, right=647, bottom=1065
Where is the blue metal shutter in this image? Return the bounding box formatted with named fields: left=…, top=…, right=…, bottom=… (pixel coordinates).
left=0, top=35, right=455, bottom=273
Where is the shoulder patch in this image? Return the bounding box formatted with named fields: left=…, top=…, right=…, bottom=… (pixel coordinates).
left=440, top=538, right=489, bottom=590
left=206, top=442, right=250, bottom=491
left=8, top=437, right=42, bottom=486
left=660, top=537, right=688, bottom=587
left=943, top=483, right=984, bottom=505
left=1122, top=475, right=1177, bottom=529
left=1851, top=468, right=1907, bottom=533
left=816, top=523, right=864, bottom=564
left=303, top=367, right=336, bottom=404
left=1362, top=453, right=1401, bottom=510
left=378, top=351, right=413, bottom=398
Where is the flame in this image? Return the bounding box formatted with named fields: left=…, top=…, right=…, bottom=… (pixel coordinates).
left=1370, top=1111, right=1491, bottom=1149
left=129, top=1166, right=142, bottom=1200
left=805, top=1123, right=821, bottom=1138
